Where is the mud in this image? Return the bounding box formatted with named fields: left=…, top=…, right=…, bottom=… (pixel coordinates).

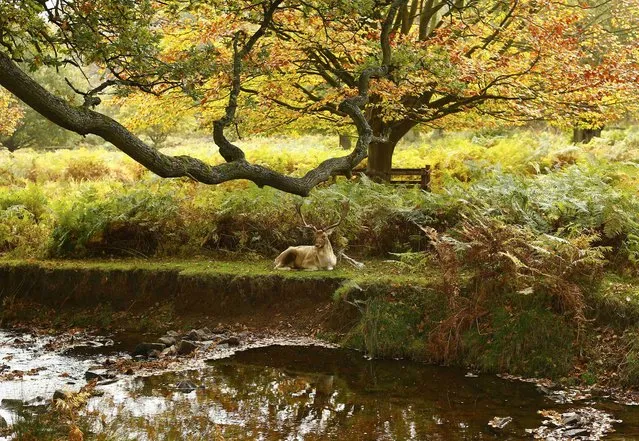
left=0, top=261, right=355, bottom=334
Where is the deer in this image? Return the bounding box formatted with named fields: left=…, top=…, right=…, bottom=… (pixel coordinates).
left=274, top=201, right=349, bottom=271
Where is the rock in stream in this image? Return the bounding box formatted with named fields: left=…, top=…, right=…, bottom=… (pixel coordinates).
left=527, top=407, right=621, bottom=440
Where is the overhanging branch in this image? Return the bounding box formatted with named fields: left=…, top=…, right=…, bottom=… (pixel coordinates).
left=0, top=50, right=367, bottom=196
left=0, top=0, right=404, bottom=197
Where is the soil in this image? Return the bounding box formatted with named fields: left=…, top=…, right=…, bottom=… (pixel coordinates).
left=0, top=259, right=361, bottom=337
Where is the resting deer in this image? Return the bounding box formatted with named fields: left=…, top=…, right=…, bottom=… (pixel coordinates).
left=274, top=202, right=349, bottom=271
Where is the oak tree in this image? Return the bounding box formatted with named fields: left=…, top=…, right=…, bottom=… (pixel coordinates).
left=0, top=0, right=637, bottom=192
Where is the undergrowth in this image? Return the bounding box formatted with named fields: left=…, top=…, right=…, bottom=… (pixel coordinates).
left=1, top=128, right=639, bottom=381
left=0, top=129, right=637, bottom=262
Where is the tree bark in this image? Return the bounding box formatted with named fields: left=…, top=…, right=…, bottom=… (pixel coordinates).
left=367, top=140, right=397, bottom=180
left=572, top=127, right=602, bottom=144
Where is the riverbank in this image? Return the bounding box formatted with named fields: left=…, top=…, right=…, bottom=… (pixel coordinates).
left=1, top=259, right=639, bottom=389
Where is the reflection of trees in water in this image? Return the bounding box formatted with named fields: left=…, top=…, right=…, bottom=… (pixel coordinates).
left=92, top=347, right=546, bottom=440
left=100, top=364, right=452, bottom=440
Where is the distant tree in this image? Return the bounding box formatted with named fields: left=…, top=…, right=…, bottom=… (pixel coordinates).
left=111, top=92, right=198, bottom=147
left=569, top=0, right=639, bottom=143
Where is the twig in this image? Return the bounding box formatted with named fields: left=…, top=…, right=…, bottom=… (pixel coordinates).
left=340, top=252, right=365, bottom=269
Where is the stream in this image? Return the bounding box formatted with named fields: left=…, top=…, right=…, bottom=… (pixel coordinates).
left=2, top=329, right=639, bottom=440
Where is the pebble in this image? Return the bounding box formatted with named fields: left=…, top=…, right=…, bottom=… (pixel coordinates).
left=158, top=336, right=177, bottom=347
left=52, top=389, right=70, bottom=401
left=186, top=329, right=209, bottom=341
left=132, top=342, right=166, bottom=357
left=527, top=407, right=621, bottom=440
left=177, top=340, right=198, bottom=355
left=220, top=336, right=240, bottom=346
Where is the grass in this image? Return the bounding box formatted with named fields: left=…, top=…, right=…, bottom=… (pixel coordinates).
left=340, top=282, right=446, bottom=359
left=0, top=257, right=434, bottom=283
left=589, top=274, right=639, bottom=326
left=463, top=305, right=576, bottom=378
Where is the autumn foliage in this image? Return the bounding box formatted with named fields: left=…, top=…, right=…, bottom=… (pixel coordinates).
left=0, top=0, right=638, bottom=186
left=0, top=88, right=23, bottom=137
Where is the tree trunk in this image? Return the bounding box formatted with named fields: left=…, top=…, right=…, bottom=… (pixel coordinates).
left=430, top=128, right=444, bottom=140
left=338, top=133, right=352, bottom=150
left=367, top=140, right=398, bottom=181
left=365, top=109, right=418, bottom=181
left=0, top=135, right=19, bottom=152
left=572, top=127, right=602, bottom=144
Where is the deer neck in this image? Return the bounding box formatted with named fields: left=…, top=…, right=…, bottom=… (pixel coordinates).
left=317, top=238, right=336, bottom=264
left=322, top=239, right=334, bottom=255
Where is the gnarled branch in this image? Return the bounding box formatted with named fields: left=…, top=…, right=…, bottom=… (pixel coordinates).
left=0, top=50, right=366, bottom=196
left=0, top=0, right=404, bottom=197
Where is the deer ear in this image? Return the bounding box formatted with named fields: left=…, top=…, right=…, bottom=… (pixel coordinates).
left=323, top=227, right=336, bottom=235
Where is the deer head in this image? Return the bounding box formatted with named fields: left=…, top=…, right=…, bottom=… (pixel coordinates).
left=295, top=201, right=348, bottom=248
left=274, top=201, right=349, bottom=271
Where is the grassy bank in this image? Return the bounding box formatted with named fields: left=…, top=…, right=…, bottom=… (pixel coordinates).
left=2, top=259, right=639, bottom=388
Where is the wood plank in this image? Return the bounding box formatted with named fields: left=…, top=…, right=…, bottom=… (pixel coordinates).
left=331, top=165, right=431, bottom=190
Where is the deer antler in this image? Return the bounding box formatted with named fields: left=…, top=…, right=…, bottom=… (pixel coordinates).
left=322, top=200, right=350, bottom=232
left=295, top=202, right=317, bottom=231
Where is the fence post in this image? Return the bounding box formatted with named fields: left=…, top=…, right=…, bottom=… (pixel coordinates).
left=421, top=165, right=431, bottom=191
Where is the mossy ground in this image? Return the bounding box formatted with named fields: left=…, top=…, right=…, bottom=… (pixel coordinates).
left=2, top=259, right=639, bottom=387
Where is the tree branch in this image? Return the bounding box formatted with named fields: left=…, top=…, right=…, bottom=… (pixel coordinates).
left=381, top=0, right=406, bottom=66
left=213, top=0, right=288, bottom=162
left=0, top=51, right=370, bottom=195
left=0, top=0, right=405, bottom=197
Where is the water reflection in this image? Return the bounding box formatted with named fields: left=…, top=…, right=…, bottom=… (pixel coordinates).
left=4, top=329, right=639, bottom=440
left=90, top=345, right=554, bottom=440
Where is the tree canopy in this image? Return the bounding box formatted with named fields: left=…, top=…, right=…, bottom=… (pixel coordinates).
left=0, top=0, right=637, bottom=194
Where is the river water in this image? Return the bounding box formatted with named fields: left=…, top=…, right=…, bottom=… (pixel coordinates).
left=2, top=330, right=639, bottom=440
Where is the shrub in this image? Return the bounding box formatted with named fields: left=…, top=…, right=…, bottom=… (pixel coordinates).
left=424, top=215, right=606, bottom=364
left=50, top=183, right=183, bottom=257
left=0, top=183, right=48, bottom=221
left=0, top=205, right=50, bottom=257
left=0, top=184, right=50, bottom=257
left=463, top=307, right=576, bottom=377
left=64, top=156, right=111, bottom=181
